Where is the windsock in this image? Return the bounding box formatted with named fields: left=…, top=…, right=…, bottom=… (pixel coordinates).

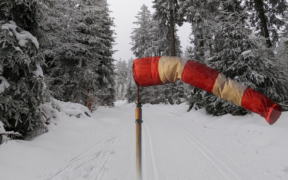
left=132, top=56, right=282, bottom=125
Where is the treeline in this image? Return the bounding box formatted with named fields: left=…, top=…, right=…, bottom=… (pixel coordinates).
left=0, top=0, right=115, bottom=139
left=126, top=0, right=288, bottom=116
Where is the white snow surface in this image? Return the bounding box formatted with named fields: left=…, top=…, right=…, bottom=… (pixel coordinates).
left=0, top=121, right=6, bottom=134
left=0, top=101, right=288, bottom=180
left=241, top=50, right=252, bottom=56
left=33, top=64, right=44, bottom=77
left=0, top=76, right=10, bottom=93
left=1, top=21, right=39, bottom=49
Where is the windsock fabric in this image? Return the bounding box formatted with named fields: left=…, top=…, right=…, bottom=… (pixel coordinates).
left=133, top=56, right=282, bottom=125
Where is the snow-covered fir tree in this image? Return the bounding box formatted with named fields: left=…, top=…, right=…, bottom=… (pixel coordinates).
left=131, top=4, right=153, bottom=58
left=278, top=12, right=288, bottom=67
left=0, top=1, right=49, bottom=138
left=152, top=0, right=183, bottom=56
left=183, top=0, right=288, bottom=114
left=115, top=60, right=128, bottom=100
left=43, top=0, right=115, bottom=108
left=277, top=37, right=288, bottom=78
left=178, top=0, right=220, bottom=111
left=244, top=0, right=287, bottom=47
left=204, top=1, right=288, bottom=115
left=150, top=1, right=185, bottom=105
left=277, top=12, right=288, bottom=102
left=149, top=16, right=183, bottom=57
left=95, top=0, right=116, bottom=106
left=125, top=58, right=137, bottom=103
left=43, top=0, right=99, bottom=104
left=179, top=0, right=219, bottom=61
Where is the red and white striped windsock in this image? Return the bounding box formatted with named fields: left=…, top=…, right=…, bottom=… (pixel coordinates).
left=132, top=56, right=282, bottom=125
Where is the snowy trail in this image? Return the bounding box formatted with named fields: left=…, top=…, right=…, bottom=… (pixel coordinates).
left=1, top=101, right=288, bottom=180
left=142, top=105, right=241, bottom=180
left=38, top=103, right=288, bottom=180
left=45, top=103, right=243, bottom=180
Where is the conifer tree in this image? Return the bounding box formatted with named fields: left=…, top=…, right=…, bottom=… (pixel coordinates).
left=0, top=1, right=49, bottom=138
left=151, top=1, right=184, bottom=105
left=148, top=17, right=182, bottom=57
left=244, top=0, right=287, bottom=47
left=152, top=0, right=184, bottom=56
left=278, top=12, right=288, bottom=66
left=95, top=0, right=116, bottom=106
left=277, top=12, right=288, bottom=103
left=204, top=1, right=288, bottom=115
left=115, top=60, right=128, bottom=100
left=179, top=0, right=219, bottom=60
left=43, top=0, right=98, bottom=104
left=125, top=58, right=137, bottom=103
left=183, top=0, right=288, bottom=114
left=131, top=4, right=153, bottom=58
left=179, top=0, right=220, bottom=110
left=43, top=0, right=115, bottom=107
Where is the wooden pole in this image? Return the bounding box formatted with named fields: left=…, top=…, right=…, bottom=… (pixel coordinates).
left=135, top=86, right=142, bottom=180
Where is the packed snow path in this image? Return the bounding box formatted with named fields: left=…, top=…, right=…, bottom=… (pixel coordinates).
left=1, top=101, right=288, bottom=180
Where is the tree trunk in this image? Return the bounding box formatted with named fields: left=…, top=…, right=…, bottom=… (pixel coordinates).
left=169, top=9, right=176, bottom=56
left=196, top=17, right=204, bottom=58
left=254, top=0, right=272, bottom=48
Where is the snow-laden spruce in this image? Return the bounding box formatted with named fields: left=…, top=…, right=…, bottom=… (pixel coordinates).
left=131, top=4, right=153, bottom=58
left=115, top=60, right=128, bottom=100
left=0, top=20, right=48, bottom=138
left=181, top=0, right=288, bottom=114
left=42, top=0, right=116, bottom=108
left=1, top=21, right=39, bottom=48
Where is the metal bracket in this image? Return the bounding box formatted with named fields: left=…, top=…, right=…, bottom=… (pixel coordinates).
left=136, top=102, right=142, bottom=108
left=135, top=119, right=143, bottom=124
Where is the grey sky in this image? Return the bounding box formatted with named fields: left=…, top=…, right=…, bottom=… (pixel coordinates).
left=108, top=0, right=191, bottom=61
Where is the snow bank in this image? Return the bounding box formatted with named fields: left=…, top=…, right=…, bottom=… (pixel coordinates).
left=0, top=100, right=108, bottom=180
left=50, top=99, right=91, bottom=118
left=39, top=99, right=92, bottom=127
left=0, top=120, right=22, bottom=140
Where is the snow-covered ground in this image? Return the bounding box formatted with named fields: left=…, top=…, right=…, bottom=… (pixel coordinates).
left=0, top=101, right=288, bottom=180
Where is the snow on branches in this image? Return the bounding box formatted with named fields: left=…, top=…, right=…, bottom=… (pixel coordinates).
left=1, top=21, right=39, bottom=49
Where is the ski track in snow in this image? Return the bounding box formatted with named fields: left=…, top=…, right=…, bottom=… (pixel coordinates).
left=95, top=123, right=128, bottom=180
left=141, top=105, right=242, bottom=180
left=143, top=122, right=160, bottom=180
left=45, top=129, right=110, bottom=180
left=165, top=119, right=241, bottom=180
left=45, top=122, right=128, bottom=180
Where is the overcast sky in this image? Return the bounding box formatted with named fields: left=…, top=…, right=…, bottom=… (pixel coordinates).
left=108, top=0, right=191, bottom=61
